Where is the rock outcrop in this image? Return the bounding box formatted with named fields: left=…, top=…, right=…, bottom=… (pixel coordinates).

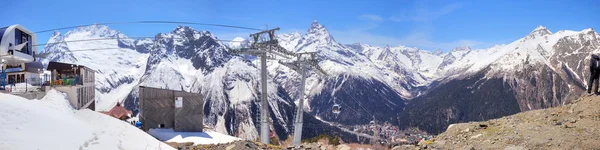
left=429, top=94, right=600, bottom=149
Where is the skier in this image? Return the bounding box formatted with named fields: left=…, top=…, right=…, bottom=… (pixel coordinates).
left=588, top=54, right=600, bottom=95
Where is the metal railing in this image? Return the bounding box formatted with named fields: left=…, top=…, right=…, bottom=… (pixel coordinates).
left=4, top=77, right=45, bottom=93
left=50, top=77, right=82, bottom=86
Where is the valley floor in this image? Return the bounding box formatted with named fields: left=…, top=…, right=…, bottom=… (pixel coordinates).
left=427, top=94, right=600, bottom=149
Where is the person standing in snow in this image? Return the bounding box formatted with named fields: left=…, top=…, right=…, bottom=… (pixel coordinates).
left=588, top=54, right=600, bottom=95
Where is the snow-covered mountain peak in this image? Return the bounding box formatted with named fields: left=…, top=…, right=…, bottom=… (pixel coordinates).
left=303, top=20, right=337, bottom=47
left=66, top=24, right=125, bottom=39
left=433, top=49, right=443, bottom=56
left=308, top=20, right=326, bottom=32
left=47, top=31, right=63, bottom=44
left=528, top=25, right=552, bottom=37
left=52, top=30, right=61, bottom=37
left=284, top=22, right=348, bottom=60
left=582, top=28, right=596, bottom=35
left=384, top=45, right=392, bottom=49
left=173, top=25, right=198, bottom=33
left=228, top=37, right=249, bottom=49
left=533, top=25, right=548, bottom=31
left=451, top=46, right=472, bottom=52
left=170, top=26, right=215, bottom=40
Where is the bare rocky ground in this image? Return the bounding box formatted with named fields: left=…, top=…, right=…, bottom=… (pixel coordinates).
left=167, top=140, right=347, bottom=150
left=166, top=140, right=384, bottom=150
left=422, top=94, right=600, bottom=149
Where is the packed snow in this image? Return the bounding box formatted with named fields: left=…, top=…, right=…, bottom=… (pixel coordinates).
left=5, top=83, right=39, bottom=93
left=148, top=128, right=241, bottom=145
left=0, top=90, right=173, bottom=150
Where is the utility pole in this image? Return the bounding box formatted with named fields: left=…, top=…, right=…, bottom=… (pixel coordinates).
left=230, top=27, right=296, bottom=145
left=279, top=52, right=327, bottom=146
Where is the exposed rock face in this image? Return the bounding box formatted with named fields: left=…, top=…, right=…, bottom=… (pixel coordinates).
left=510, top=64, right=579, bottom=110
left=549, top=28, right=600, bottom=92
left=398, top=68, right=522, bottom=134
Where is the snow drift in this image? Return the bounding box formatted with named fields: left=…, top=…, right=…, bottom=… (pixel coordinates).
left=0, top=90, right=173, bottom=150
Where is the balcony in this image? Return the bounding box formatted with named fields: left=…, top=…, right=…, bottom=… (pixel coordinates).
left=47, top=62, right=95, bottom=87
left=51, top=77, right=82, bottom=86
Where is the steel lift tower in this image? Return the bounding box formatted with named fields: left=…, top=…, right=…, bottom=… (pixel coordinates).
left=230, top=27, right=296, bottom=144
left=278, top=52, right=327, bottom=146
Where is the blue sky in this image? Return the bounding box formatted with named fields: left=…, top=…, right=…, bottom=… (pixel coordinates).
left=1, top=0, right=599, bottom=51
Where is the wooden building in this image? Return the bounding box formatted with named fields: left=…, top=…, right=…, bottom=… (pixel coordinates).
left=47, top=61, right=96, bottom=110
left=139, top=86, right=203, bottom=132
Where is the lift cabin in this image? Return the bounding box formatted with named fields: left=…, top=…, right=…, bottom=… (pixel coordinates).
left=0, top=24, right=37, bottom=65
left=332, top=104, right=341, bottom=114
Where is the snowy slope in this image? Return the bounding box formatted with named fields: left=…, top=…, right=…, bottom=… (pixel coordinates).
left=438, top=26, right=586, bottom=78
left=0, top=90, right=173, bottom=150
left=227, top=37, right=250, bottom=50
left=485, top=26, right=581, bottom=75
left=148, top=128, right=240, bottom=145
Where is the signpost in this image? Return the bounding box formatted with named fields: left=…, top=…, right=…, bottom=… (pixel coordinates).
left=175, top=97, right=183, bottom=108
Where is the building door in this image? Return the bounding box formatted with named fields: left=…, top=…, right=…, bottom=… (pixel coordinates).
left=8, top=75, right=15, bottom=84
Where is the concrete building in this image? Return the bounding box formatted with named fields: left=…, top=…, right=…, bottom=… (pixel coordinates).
left=3, top=62, right=44, bottom=85
left=139, top=86, right=203, bottom=132
left=0, top=24, right=41, bottom=87
left=0, top=24, right=37, bottom=65
left=47, top=62, right=95, bottom=110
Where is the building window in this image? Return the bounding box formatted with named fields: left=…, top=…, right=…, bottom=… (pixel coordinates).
left=0, top=28, right=6, bottom=43
left=13, top=29, right=31, bottom=54
left=77, top=89, right=80, bottom=108
left=14, top=29, right=21, bottom=47
left=82, top=88, right=85, bottom=106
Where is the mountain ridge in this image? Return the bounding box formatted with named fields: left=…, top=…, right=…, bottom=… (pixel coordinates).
left=41, top=21, right=599, bottom=141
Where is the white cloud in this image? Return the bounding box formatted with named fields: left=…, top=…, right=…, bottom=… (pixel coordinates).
left=331, top=29, right=488, bottom=51
left=337, top=2, right=482, bottom=50
left=390, top=2, right=462, bottom=22
left=358, top=14, right=384, bottom=21
left=388, top=16, right=404, bottom=22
